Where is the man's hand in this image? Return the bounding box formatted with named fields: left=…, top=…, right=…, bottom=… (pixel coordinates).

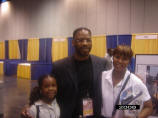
left=20, top=105, right=33, bottom=118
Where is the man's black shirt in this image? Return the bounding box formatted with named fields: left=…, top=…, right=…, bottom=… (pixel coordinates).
left=74, top=57, right=94, bottom=117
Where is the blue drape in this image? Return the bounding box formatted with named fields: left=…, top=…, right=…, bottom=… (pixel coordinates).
left=18, top=40, right=23, bottom=60
left=118, top=35, right=132, bottom=46
left=39, top=38, right=52, bottom=63
left=23, top=39, right=28, bottom=61
left=68, top=37, right=75, bottom=57
left=128, top=57, right=135, bottom=73
left=19, top=39, right=28, bottom=60
left=31, top=63, right=52, bottom=80
left=5, top=60, right=19, bottom=76
left=106, top=35, right=117, bottom=49
left=46, top=38, right=52, bottom=63
left=5, top=40, right=8, bottom=60
left=39, top=38, right=46, bottom=62
left=106, top=35, right=132, bottom=49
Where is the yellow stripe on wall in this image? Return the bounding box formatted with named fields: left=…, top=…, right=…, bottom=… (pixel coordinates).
left=52, top=38, right=68, bottom=62
left=9, top=40, right=20, bottom=59
left=27, top=38, right=39, bottom=61
left=90, top=35, right=107, bottom=57
left=0, top=62, right=4, bottom=75
left=0, top=42, right=5, bottom=59
left=131, top=33, right=158, bottom=55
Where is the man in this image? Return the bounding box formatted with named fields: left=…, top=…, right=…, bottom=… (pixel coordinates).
left=52, top=27, right=111, bottom=118
left=21, top=27, right=111, bottom=118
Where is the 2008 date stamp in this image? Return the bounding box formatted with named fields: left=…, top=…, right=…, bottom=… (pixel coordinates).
left=116, top=105, right=140, bottom=110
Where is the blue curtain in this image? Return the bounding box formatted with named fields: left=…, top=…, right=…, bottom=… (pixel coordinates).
left=106, top=35, right=117, bottom=49
left=31, top=64, right=52, bottom=80
left=128, top=57, right=135, bottom=73
left=118, top=35, right=132, bottom=46
left=106, top=35, right=132, bottom=49
left=23, top=39, right=28, bottom=61
left=39, top=38, right=46, bottom=62
left=5, top=40, right=8, bottom=60
left=18, top=40, right=23, bottom=60
left=18, top=39, right=28, bottom=61
left=39, top=38, right=52, bottom=63
left=46, top=38, right=52, bottom=63
left=68, top=37, right=75, bottom=57
left=5, top=61, right=18, bottom=76
left=18, top=39, right=28, bottom=60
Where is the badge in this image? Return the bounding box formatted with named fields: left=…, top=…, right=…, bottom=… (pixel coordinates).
left=83, top=98, right=93, bottom=117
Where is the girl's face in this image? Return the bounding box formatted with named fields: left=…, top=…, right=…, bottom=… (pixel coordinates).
left=113, top=54, right=130, bottom=72
left=41, top=76, right=57, bottom=100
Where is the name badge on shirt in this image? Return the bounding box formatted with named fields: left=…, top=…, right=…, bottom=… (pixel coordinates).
left=83, top=98, right=93, bottom=117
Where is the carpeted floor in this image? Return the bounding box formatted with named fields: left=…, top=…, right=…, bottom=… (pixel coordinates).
left=0, top=75, right=37, bottom=118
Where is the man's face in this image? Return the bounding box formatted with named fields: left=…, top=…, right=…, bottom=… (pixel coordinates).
left=73, top=29, right=92, bottom=57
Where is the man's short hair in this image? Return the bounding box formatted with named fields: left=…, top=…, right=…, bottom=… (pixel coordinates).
left=73, top=27, right=92, bottom=39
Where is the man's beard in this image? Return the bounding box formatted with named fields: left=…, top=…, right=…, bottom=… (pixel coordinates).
left=75, top=47, right=91, bottom=57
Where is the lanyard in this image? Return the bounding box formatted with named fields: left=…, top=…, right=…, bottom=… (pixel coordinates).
left=112, top=73, right=131, bottom=117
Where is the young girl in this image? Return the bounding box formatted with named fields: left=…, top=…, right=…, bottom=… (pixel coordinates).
left=28, top=74, right=60, bottom=118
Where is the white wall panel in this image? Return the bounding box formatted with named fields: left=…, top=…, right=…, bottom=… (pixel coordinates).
left=75, top=0, right=87, bottom=30
left=144, top=0, right=158, bottom=33
left=86, top=0, right=97, bottom=35
left=118, top=0, right=131, bottom=34
left=106, top=0, right=119, bottom=35
left=64, top=0, right=79, bottom=36
left=131, top=0, right=145, bottom=33
left=96, top=0, right=108, bottom=35
left=0, top=0, right=158, bottom=40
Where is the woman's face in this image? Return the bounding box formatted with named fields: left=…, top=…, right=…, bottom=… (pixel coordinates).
left=41, top=77, right=57, bottom=100
left=113, top=54, right=130, bottom=72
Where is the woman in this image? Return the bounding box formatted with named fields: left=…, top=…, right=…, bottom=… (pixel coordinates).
left=101, top=45, right=153, bottom=118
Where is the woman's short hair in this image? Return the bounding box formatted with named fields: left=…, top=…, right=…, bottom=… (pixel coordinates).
left=113, top=45, right=133, bottom=60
